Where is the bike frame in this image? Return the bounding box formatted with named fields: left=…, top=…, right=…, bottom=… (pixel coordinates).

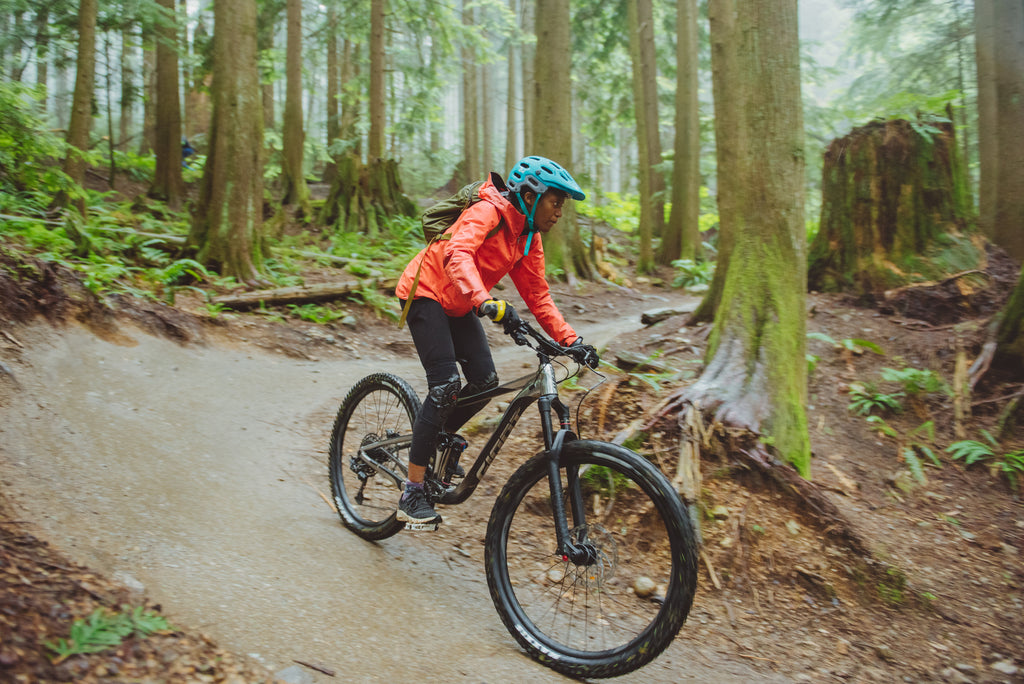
left=353, top=328, right=591, bottom=559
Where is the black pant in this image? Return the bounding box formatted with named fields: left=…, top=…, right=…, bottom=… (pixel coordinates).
left=404, top=298, right=496, bottom=468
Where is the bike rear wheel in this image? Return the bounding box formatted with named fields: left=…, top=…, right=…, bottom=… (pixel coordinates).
left=328, top=373, right=420, bottom=540
left=485, top=440, right=698, bottom=679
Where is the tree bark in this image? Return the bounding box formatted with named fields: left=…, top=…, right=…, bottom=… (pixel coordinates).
left=326, top=6, right=339, bottom=144
left=627, top=0, right=664, bottom=273
left=662, top=0, right=700, bottom=265
left=991, top=0, right=1024, bottom=262
left=35, top=7, right=49, bottom=103
left=187, top=0, right=265, bottom=284
left=521, top=0, right=535, bottom=154
left=461, top=0, right=480, bottom=183
left=368, top=0, right=386, bottom=160
left=807, top=119, right=976, bottom=296
left=281, top=0, right=310, bottom=211
left=61, top=0, right=97, bottom=210
left=975, top=0, right=997, bottom=241
left=689, top=0, right=739, bottom=324
left=678, top=0, right=810, bottom=476
left=150, top=0, right=184, bottom=208
left=140, top=28, right=156, bottom=154
left=118, top=24, right=133, bottom=150
left=533, top=0, right=579, bottom=282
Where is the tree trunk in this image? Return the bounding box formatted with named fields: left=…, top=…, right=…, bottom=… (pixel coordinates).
left=461, top=1, right=480, bottom=183
left=676, top=0, right=810, bottom=476
left=368, top=0, right=386, bottom=160
left=807, top=118, right=977, bottom=296
left=319, top=153, right=416, bottom=233
left=61, top=0, right=97, bottom=209
left=150, top=0, right=184, bottom=208
left=326, top=6, right=339, bottom=144
left=118, top=24, right=132, bottom=150
left=995, top=266, right=1024, bottom=376
left=991, top=0, right=1024, bottom=262
left=689, top=0, right=739, bottom=324
left=188, top=0, right=265, bottom=284
left=534, top=0, right=578, bottom=282
left=521, top=0, right=535, bottom=154
left=975, top=0, right=997, bottom=242
left=627, top=0, right=663, bottom=273
left=35, top=7, right=49, bottom=103
left=280, top=0, right=310, bottom=211
left=662, top=0, right=700, bottom=265
left=504, top=0, right=519, bottom=175
left=140, top=28, right=156, bottom=154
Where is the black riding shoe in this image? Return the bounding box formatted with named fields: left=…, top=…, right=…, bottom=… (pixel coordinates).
left=397, top=486, right=442, bottom=527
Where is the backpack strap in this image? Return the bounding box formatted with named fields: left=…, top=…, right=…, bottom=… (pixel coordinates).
left=398, top=219, right=505, bottom=328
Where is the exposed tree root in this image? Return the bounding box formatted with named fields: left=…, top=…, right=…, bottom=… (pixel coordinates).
left=643, top=395, right=875, bottom=560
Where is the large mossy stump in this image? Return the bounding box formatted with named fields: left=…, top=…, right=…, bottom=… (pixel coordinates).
left=808, top=117, right=980, bottom=300
left=319, top=153, right=416, bottom=235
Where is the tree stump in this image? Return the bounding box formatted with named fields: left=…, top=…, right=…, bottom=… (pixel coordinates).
left=318, top=154, right=416, bottom=234
left=808, top=117, right=980, bottom=298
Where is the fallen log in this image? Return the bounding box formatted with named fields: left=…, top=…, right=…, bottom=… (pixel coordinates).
left=211, top=277, right=398, bottom=310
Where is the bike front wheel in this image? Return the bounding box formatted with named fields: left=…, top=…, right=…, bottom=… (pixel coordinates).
left=328, top=373, right=420, bottom=540
left=485, top=440, right=698, bottom=679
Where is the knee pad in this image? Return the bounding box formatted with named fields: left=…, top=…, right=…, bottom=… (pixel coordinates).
left=462, top=371, right=499, bottom=397
left=426, top=375, right=462, bottom=423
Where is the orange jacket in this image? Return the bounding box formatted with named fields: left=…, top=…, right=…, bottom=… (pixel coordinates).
left=396, top=175, right=578, bottom=345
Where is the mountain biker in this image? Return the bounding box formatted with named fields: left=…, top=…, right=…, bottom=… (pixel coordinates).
left=394, top=155, right=600, bottom=527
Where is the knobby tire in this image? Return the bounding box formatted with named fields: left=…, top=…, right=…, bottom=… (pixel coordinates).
left=484, top=440, right=698, bottom=679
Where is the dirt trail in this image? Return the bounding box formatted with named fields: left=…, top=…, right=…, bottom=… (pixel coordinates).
left=0, top=312, right=783, bottom=682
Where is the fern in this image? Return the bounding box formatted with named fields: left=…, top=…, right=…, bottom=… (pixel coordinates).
left=848, top=382, right=904, bottom=416
left=902, top=447, right=927, bottom=484
left=45, top=607, right=171, bottom=664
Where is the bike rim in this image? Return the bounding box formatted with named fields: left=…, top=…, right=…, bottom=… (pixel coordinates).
left=333, top=385, right=414, bottom=526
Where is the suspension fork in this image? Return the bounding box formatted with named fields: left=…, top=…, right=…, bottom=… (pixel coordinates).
left=541, top=395, right=589, bottom=563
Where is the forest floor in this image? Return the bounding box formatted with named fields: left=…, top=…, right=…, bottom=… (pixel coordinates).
left=1, top=225, right=1024, bottom=681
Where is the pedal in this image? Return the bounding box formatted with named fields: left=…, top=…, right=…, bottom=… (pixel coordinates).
left=404, top=521, right=441, bottom=532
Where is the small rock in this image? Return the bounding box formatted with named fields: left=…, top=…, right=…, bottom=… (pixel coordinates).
left=786, top=520, right=801, bottom=536
left=710, top=505, right=729, bottom=519
left=991, top=659, right=1019, bottom=675
left=633, top=576, right=657, bottom=598
left=547, top=569, right=564, bottom=583
left=719, top=536, right=734, bottom=549
left=1001, top=543, right=1019, bottom=555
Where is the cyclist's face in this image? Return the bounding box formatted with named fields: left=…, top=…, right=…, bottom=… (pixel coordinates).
left=527, top=190, right=568, bottom=233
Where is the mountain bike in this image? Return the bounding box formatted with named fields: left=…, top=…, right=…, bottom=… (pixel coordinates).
left=327, top=319, right=698, bottom=679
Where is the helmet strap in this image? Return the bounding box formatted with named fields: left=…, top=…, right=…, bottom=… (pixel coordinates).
left=516, top=193, right=540, bottom=255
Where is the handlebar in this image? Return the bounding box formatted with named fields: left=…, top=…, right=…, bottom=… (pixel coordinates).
left=503, top=319, right=599, bottom=369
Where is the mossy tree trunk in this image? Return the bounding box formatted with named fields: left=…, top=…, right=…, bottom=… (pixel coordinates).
left=995, top=266, right=1024, bottom=376
left=318, top=153, right=416, bottom=235
left=679, top=0, right=810, bottom=476
left=187, top=0, right=266, bottom=284
left=808, top=118, right=977, bottom=296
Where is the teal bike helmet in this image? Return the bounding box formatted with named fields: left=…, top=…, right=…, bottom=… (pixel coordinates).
left=507, top=156, right=585, bottom=254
